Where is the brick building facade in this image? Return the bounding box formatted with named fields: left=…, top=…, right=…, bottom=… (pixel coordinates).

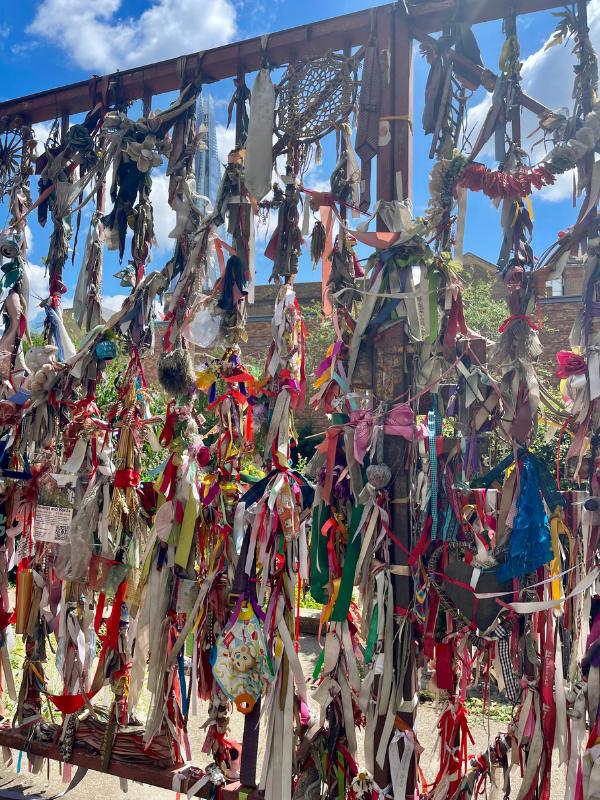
left=66, top=258, right=579, bottom=430
left=139, top=282, right=325, bottom=432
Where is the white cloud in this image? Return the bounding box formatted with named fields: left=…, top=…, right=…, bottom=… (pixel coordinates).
left=304, top=176, right=330, bottom=193
left=24, top=225, right=34, bottom=254
left=27, top=0, right=237, bottom=73
left=215, top=124, right=236, bottom=164
left=533, top=168, right=576, bottom=203
left=101, top=294, right=128, bottom=316
left=32, top=122, right=54, bottom=159
left=25, top=262, right=48, bottom=323
left=149, top=172, right=176, bottom=255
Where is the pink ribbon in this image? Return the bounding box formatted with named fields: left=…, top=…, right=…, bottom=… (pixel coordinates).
left=351, top=409, right=375, bottom=465
left=556, top=350, right=587, bottom=379
left=384, top=403, right=419, bottom=439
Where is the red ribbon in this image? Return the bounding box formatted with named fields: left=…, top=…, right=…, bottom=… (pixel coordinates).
left=443, top=291, right=469, bottom=359
left=160, top=454, right=178, bottom=501
left=456, top=162, right=555, bottom=200
left=48, top=580, right=128, bottom=713
left=113, top=469, right=140, bottom=489
left=160, top=401, right=177, bottom=446
left=498, top=314, right=538, bottom=333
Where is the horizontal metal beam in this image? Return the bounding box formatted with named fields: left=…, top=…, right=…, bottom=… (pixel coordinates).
left=0, top=725, right=258, bottom=799
left=0, top=0, right=567, bottom=128
left=0, top=4, right=385, bottom=126
left=408, top=0, right=566, bottom=32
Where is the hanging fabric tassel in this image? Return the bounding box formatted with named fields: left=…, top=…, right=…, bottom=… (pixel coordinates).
left=310, top=219, right=327, bottom=265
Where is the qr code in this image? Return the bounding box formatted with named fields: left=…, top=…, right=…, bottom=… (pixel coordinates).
left=54, top=525, right=70, bottom=542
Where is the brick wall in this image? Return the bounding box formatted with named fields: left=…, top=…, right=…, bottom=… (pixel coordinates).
left=538, top=299, right=580, bottom=377
left=69, top=263, right=585, bottom=398
left=536, top=259, right=583, bottom=378
left=142, top=282, right=327, bottom=434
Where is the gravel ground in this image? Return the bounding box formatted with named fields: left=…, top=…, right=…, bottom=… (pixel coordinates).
left=0, top=634, right=567, bottom=799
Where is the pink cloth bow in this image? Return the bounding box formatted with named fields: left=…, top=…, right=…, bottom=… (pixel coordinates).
left=351, top=403, right=422, bottom=465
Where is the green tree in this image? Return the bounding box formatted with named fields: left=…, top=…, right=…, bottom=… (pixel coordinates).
left=303, top=301, right=335, bottom=379
left=293, top=302, right=335, bottom=467
left=462, top=279, right=506, bottom=341
left=461, top=278, right=572, bottom=483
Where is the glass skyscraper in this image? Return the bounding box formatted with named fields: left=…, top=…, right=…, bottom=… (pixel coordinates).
left=193, top=92, right=224, bottom=289
left=195, top=93, right=222, bottom=216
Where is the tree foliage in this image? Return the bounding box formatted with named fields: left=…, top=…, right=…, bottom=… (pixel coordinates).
left=462, top=279, right=506, bottom=342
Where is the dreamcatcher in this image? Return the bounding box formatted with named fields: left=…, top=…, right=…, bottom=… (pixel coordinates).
left=265, top=53, right=359, bottom=283
left=273, top=52, right=358, bottom=160
left=0, top=123, right=34, bottom=201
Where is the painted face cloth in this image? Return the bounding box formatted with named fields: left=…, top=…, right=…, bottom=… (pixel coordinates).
left=212, top=602, right=274, bottom=714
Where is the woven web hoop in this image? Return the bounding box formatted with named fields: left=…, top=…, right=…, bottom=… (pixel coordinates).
left=0, top=124, right=33, bottom=201
left=275, top=53, right=357, bottom=145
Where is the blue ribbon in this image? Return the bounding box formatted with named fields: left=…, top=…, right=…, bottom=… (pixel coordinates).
left=178, top=648, right=188, bottom=716
left=44, top=304, right=66, bottom=362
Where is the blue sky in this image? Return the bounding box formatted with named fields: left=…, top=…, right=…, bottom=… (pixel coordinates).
left=0, top=0, right=598, bottom=329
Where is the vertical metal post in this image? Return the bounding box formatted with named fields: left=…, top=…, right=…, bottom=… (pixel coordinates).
left=235, top=65, right=246, bottom=148
left=234, top=59, right=259, bottom=793
left=578, top=0, right=595, bottom=223
left=505, top=5, right=522, bottom=147
left=60, top=110, right=69, bottom=144
left=373, top=7, right=416, bottom=797
left=142, top=88, right=153, bottom=118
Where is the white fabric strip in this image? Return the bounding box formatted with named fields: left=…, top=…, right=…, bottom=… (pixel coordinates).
left=509, top=567, right=598, bottom=613
left=389, top=729, right=414, bottom=800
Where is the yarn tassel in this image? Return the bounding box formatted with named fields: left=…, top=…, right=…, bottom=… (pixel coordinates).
left=310, top=219, right=326, bottom=265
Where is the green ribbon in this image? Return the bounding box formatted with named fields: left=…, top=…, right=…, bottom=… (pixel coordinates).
left=337, top=753, right=344, bottom=800
left=330, top=503, right=364, bottom=622
left=1, top=260, right=22, bottom=291
left=312, top=648, right=325, bottom=680
left=427, top=269, right=439, bottom=344
left=364, top=604, right=379, bottom=664
left=174, top=485, right=198, bottom=568
left=310, top=502, right=330, bottom=604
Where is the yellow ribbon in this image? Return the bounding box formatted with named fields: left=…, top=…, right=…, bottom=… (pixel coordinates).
left=550, top=507, right=571, bottom=610
left=321, top=577, right=341, bottom=626
left=499, top=35, right=520, bottom=74
left=378, top=114, right=413, bottom=133
left=175, top=484, right=199, bottom=569
left=525, top=194, right=534, bottom=222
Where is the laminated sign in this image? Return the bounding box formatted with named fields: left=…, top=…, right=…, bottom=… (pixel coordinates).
left=33, top=473, right=75, bottom=544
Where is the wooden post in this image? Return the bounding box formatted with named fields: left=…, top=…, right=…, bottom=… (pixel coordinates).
left=373, top=7, right=416, bottom=796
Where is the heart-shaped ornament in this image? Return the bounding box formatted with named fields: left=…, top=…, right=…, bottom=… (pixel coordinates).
left=427, top=541, right=513, bottom=639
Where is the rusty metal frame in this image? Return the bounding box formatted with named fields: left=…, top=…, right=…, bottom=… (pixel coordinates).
left=0, top=0, right=570, bottom=797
